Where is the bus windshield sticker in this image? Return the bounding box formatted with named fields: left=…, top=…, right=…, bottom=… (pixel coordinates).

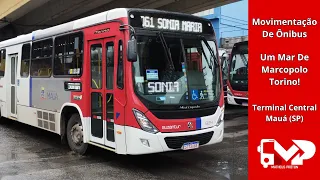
left=191, top=89, right=199, bottom=101
left=199, top=89, right=209, bottom=100
left=69, top=68, right=80, bottom=75
left=148, top=82, right=180, bottom=93
left=146, top=69, right=159, bottom=80
left=156, top=96, right=166, bottom=101
left=191, top=89, right=209, bottom=101
left=182, top=62, right=186, bottom=73
left=135, top=76, right=144, bottom=83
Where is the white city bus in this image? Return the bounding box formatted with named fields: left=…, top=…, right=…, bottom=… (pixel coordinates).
left=0, top=8, right=224, bottom=155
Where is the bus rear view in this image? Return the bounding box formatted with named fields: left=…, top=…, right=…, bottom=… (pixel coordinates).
left=227, top=41, right=248, bottom=106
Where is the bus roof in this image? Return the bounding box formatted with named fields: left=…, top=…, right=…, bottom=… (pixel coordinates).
left=0, top=8, right=213, bottom=49
left=233, top=40, right=248, bottom=47
left=0, top=8, right=128, bottom=48
left=232, top=40, right=248, bottom=53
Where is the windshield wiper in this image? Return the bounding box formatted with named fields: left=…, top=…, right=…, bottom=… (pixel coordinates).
left=200, top=36, right=219, bottom=68
left=197, top=46, right=212, bottom=70
left=157, top=32, right=175, bottom=71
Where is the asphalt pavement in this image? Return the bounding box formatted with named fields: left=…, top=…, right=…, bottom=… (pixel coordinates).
left=0, top=105, right=248, bottom=180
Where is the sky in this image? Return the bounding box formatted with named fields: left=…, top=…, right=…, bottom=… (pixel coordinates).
left=219, top=0, right=248, bottom=38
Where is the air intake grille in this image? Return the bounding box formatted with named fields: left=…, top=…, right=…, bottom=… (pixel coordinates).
left=234, top=98, right=248, bottom=105
left=37, top=110, right=56, bottom=132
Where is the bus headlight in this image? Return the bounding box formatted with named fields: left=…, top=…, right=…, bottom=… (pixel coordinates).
left=227, top=86, right=233, bottom=96
left=133, top=109, right=159, bottom=134
left=215, top=114, right=224, bottom=127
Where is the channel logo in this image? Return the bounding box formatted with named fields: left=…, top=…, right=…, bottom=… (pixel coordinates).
left=257, top=139, right=316, bottom=169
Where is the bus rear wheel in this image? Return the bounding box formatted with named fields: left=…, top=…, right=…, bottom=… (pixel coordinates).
left=67, top=114, right=88, bottom=155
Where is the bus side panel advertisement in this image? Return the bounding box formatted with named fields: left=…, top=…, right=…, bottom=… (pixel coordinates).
left=249, top=0, right=320, bottom=179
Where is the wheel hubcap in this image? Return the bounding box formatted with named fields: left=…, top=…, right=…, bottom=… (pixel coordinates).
left=71, top=123, right=83, bottom=146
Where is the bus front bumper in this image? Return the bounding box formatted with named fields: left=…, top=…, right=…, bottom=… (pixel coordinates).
left=227, top=94, right=248, bottom=106
left=125, top=122, right=224, bottom=155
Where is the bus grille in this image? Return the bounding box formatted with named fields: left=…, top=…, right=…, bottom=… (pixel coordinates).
left=234, top=98, right=248, bottom=105
left=164, top=131, right=214, bottom=149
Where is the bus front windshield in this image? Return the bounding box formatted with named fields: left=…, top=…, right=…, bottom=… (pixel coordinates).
left=132, top=35, right=221, bottom=107
left=222, top=57, right=229, bottom=81
left=229, top=52, right=248, bottom=87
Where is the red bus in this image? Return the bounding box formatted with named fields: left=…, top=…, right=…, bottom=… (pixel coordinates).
left=227, top=41, right=248, bottom=106
left=219, top=48, right=230, bottom=102
left=0, top=8, right=224, bottom=155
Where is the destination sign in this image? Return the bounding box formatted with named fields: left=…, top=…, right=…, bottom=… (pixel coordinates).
left=141, top=16, right=203, bottom=33
left=64, top=82, right=82, bottom=92
left=128, top=10, right=214, bottom=34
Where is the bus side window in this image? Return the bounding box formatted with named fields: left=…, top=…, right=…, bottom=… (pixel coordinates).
left=0, top=49, right=6, bottom=77
left=106, top=42, right=114, bottom=90
left=91, top=92, right=103, bottom=138
left=31, top=39, right=53, bottom=77
left=21, top=44, right=31, bottom=77
left=53, top=32, right=83, bottom=76
left=116, top=40, right=124, bottom=89
left=106, top=93, right=114, bottom=142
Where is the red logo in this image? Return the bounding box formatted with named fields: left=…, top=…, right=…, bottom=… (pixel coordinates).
left=187, top=122, right=193, bottom=129
left=257, top=139, right=316, bottom=169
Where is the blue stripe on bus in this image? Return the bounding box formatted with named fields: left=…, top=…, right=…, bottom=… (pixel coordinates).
left=196, top=117, right=201, bottom=130
left=29, top=77, right=32, bottom=107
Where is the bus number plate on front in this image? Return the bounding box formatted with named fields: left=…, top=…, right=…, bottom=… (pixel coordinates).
left=242, top=102, right=248, bottom=106
left=182, top=141, right=199, bottom=150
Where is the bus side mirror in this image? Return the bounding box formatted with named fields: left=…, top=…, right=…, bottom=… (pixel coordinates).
left=127, top=39, right=137, bottom=62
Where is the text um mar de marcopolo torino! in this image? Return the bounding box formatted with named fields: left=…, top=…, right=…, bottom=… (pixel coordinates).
left=260, top=53, right=309, bottom=86
left=252, top=18, right=318, bottom=86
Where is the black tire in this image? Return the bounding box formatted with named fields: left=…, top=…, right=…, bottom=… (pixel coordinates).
left=67, top=114, right=88, bottom=155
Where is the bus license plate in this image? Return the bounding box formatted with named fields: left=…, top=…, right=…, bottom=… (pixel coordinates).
left=182, top=141, right=199, bottom=150
left=242, top=102, right=248, bottom=106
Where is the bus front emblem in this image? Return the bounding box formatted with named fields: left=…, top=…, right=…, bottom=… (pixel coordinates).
left=187, top=122, right=193, bottom=129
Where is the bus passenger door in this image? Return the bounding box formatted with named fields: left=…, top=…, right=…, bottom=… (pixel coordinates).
left=104, top=39, right=116, bottom=146
left=89, top=38, right=116, bottom=149
left=8, top=54, right=18, bottom=118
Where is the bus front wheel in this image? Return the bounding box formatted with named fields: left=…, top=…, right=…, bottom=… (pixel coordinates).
left=67, top=114, right=88, bottom=155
